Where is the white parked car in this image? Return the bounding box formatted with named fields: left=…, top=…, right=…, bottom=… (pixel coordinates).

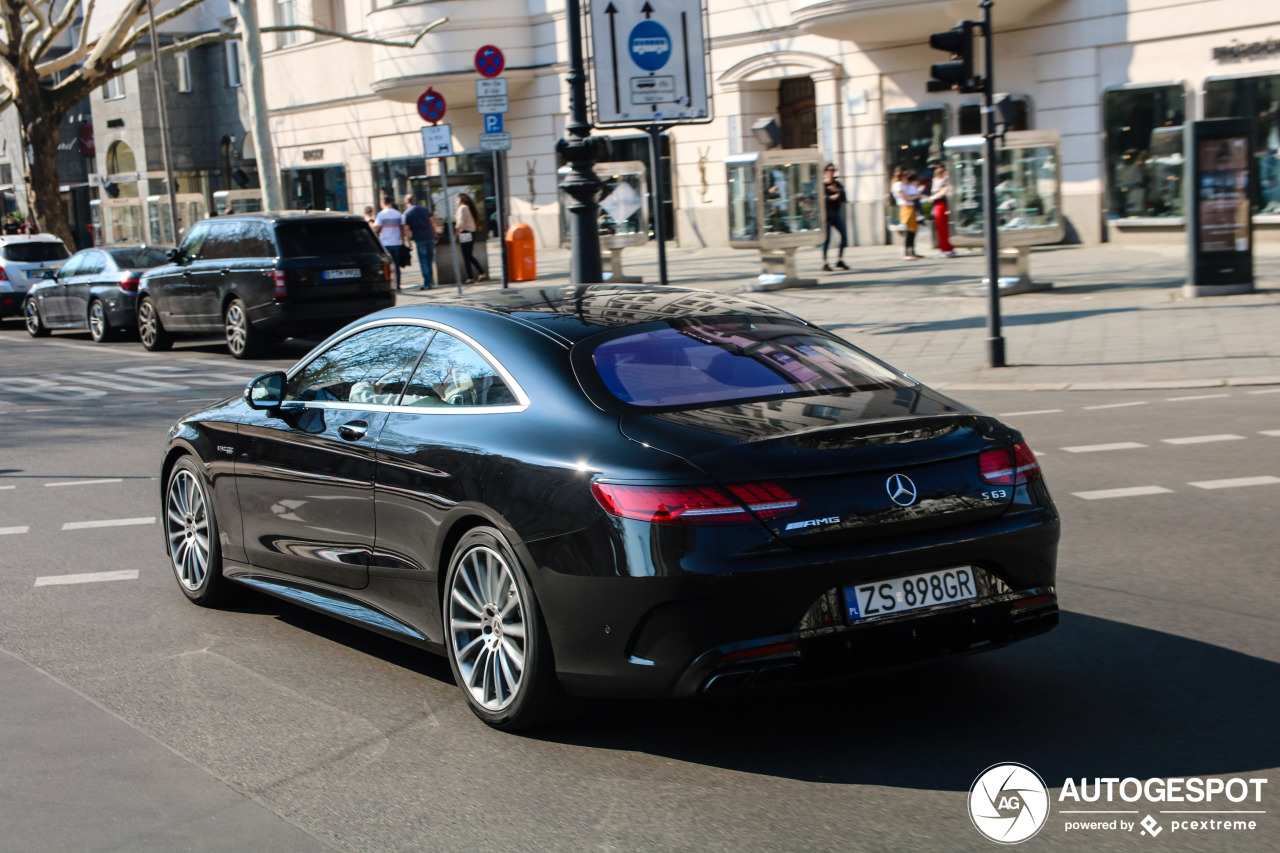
left=0, top=234, right=72, bottom=322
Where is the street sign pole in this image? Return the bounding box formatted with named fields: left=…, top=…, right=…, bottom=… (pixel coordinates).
left=559, top=0, right=604, bottom=285
left=981, top=0, right=1005, bottom=368
left=646, top=125, right=669, bottom=286
left=494, top=150, right=509, bottom=288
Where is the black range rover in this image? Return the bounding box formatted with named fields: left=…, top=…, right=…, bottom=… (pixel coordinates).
left=138, top=212, right=395, bottom=358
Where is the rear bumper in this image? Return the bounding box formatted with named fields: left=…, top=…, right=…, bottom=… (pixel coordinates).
left=527, top=509, right=1060, bottom=699
left=248, top=294, right=395, bottom=336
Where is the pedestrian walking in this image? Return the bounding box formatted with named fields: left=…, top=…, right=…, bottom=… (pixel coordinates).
left=821, top=163, right=849, bottom=272
left=374, top=193, right=408, bottom=290
left=403, top=193, right=437, bottom=289
left=929, top=163, right=956, bottom=258
left=364, top=205, right=377, bottom=229
left=454, top=193, right=486, bottom=283
left=891, top=167, right=923, bottom=260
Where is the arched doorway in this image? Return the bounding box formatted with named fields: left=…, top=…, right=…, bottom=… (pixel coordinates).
left=106, top=141, right=139, bottom=197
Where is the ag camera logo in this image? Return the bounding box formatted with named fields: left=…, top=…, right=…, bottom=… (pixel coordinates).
left=969, top=763, right=1051, bottom=844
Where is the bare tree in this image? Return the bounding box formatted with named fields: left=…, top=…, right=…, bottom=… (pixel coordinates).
left=0, top=0, right=444, bottom=245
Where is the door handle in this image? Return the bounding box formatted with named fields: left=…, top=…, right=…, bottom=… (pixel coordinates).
left=338, top=421, right=369, bottom=442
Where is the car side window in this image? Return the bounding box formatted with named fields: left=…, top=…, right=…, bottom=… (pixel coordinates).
left=79, top=251, right=105, bottom=275
left=58, top=254, right=84, bottom=277
left=199, top=223, right=238, bottom=261
left=285, top=326, right=435, bottom=405
left=177, top=225, right=207, bottom=261
left=241, top=222, right=275, bottom=258
left=402, top=331, right=517, bottom=408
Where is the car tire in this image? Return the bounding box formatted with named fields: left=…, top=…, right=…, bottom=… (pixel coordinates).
left=88, top=299, right=116, bottom=343
left=138, top=297, right=173, bottom=351
left=165, top=456, right=236, bottom=607
left=224, top=297, right=260, bottom=359
left=444, top=526, right=571, bottom=730
left=23, top=297, right=50, bottom=338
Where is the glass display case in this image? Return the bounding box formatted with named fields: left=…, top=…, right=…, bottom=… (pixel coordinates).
left=90, top=198, right=146, bottom=246
left=944, top=130, right=1065, bottom=247
left=725, top=150, right=826, bottom=250
left=146, top=194, right=208, bottom=245
left=557, top=162, right=651, bottom=249
left=212, top=189, right=265, bottom=216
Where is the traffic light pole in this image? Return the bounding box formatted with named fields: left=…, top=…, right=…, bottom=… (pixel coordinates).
left=980, top=0, right=1006, bottom=368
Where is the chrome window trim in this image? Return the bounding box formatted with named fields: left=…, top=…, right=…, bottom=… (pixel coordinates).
left=284, top=317, right=531, bottom=414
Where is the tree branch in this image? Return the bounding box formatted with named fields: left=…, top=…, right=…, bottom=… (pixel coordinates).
left=116, top=0, right=208, bottom=57
left=83, top=0, right=148, bottom=76
left=34, top=0, right=90, bottom=62
left=18, top=0, right=49, bottom=57
left=112, top=28, right=234, bottom=77
left=258, top=16, right=448, bottom=49
left=34, top=1, right=94, bottom=75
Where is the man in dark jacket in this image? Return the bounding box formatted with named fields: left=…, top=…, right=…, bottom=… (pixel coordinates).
left=403, top=194, right=437, bottom=289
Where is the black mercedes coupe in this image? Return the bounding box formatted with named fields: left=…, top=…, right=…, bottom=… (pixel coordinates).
left=160, top=284, right=1059, bottom=729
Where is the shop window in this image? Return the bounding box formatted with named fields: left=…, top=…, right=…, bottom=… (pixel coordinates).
left=959, top=99, right=1030, bottom=135
left=1103, top=84, right=1186, bottom=219
left=1205, top=74, right=1280, bottom=215
left=778, top=77, right=817, bottom=149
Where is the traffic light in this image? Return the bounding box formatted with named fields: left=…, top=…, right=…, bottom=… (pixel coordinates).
left=927, top=21, right=980, bottom=93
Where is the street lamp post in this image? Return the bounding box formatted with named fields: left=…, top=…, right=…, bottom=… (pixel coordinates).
left=556, top=0, right=603, bottom=285
left=143, top=0, right=179, bottom=241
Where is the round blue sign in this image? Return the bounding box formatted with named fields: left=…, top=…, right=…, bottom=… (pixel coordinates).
left=628, top=21, right=671, bottom=72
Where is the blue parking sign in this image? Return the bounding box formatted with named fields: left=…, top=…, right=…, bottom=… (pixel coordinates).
left=483, top=113, right=504, bottom=134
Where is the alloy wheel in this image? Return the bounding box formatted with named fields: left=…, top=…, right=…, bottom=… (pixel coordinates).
left=166, top=468, right=211, bottom=591
left=24, top=299, right=47, bottom=337
left=138, top=300, right=159, bottom=348
left=225, top=301, right=248, bottom=357
left=448, top=545, right=528, bottom=712
left=88, top=300, right=107, bottom=341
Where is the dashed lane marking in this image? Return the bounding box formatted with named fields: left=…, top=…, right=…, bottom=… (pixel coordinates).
left=1188, top=476, right=1280, bottom=490
left=1262, top=430, right=1280, bottom=437
left=1062, top=442, right=1148, bottom=454
left=0, top=485, right=15, bottom=491
left=1072, top=486, right=1174, bottom=500
left=61, top=517, right=155, bottom=530
left=1083, top=401, right=1149, bottom=410
left=1247, top=389, right=1280, bottom=395
left=997, top=409, right=1064, bottom=417
left=1162, top=434, right=1246, bottom=445
left=45, top=478, right=124, bottom=488
left=1166, top=393, right=1231, bottom=402
left=0, top=525, right=30, bottom=535
left=34, top=570, right=139, bottom=587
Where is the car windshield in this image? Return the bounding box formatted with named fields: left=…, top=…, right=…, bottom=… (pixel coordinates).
left=107, top=247, right=170, bottom=268
left=2, top=242, right=70, bottom=262
left=274, top=221, right=384, bottom=258
left=587, top=318, right=909, bottom=409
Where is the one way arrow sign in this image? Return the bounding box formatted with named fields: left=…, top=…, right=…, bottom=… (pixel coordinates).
left=589, top=0, right=710, bottom=125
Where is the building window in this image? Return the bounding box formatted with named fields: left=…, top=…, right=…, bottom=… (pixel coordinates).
left=0, top=163, right=12, bottom=185
left=226, top=40, right=242, bottom=87
left=102, top=68, right=125, bottom=100
left=778, top=77, right=817, bottom=149
left=276, top=0, right=299, bottom=48
left=886, top=107, right=947, bottom=177
left=176, top=48, right=191, bottom=93
left=1205, top=74, right=1280, bottom=216
left=1103, top=84, right=1186, bottom=219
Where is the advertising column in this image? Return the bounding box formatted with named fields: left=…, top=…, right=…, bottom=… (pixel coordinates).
left=1185, top=118, right=1255, bottom=296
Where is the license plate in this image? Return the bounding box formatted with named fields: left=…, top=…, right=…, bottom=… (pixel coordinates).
left=322, top=268, right=361, bottom=280
left=26, top=270, right=47, bottom=281
left=844, top=566, right=977, bottom=621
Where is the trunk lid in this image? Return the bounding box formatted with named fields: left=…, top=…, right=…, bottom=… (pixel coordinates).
left=618, top=388, right=1021, bottom=549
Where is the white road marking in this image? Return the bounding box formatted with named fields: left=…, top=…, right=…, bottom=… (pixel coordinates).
left=62, top=516, right=155, bottom=530
left=1083, top=401, right=1148, bottom=410
left=1162, top=434, right=1245, bottom=445
left=1062, top=442, right=1147, bottom=454
left=1247, top=388, right=1280, bottom=395
left=1166, top=393, right=1230, bottom=402
left=997, top=409, right=1063, bottom=417
left=45, top=478, right=124, bottom=488
left=0, top=525, right=30, bottom=535
left=1188, top=476, right=1280, bottom=490
left=35, top=570, right=139, bottom=587
left=1072, top=486, right=1174, bottom=500
left=1261, top=430, right=1280, bottom=437
left=0, top=485, right=16, bottom=491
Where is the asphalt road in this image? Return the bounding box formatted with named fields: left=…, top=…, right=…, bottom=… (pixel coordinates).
left=1, top=323, right=1277, bottom=853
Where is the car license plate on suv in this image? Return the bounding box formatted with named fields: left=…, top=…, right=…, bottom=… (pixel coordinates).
left=844, top=566, right=976, bottom=621
left=323, top=268, right=361, bottom=280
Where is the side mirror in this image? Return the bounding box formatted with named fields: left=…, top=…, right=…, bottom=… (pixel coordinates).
left=41, top=269, right=57, bottom=280
left=245, top=371, right=286, bottom=410
left=166, top=248, right=178, bottom=262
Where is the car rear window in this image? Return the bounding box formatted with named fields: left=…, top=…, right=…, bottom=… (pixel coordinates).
left=274, top=221, right=384, bottom=258
left=2, top=242, right=70, bottom=262
left=107, top=247, right=170, bottom=268
left=587, top=318, right=909, bottom=409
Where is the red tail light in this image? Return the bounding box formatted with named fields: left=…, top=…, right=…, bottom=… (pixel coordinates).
left=0, top=268, right=8, bottom=281
left=118, top=275, right=139, bottom=293
left=591, top=481, right=802, bottom=526
left=272, top=269, right=287, bottom=298
left=382, top=262, right=391, bottom=282
left=979, top=441, right=1042, bottom=485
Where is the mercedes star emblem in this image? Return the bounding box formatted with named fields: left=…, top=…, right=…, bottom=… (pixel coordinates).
left=886, top=473, right=918, bottom=507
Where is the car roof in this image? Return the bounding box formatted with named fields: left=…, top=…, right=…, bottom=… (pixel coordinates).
left=0, top=234, right=66, bottom=245
left=208, top=210, right=365, bottom=224
left=377, top=284, right=806, bottom=344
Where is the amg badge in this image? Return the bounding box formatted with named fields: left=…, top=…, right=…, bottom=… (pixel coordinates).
left=785, top=516, right=840, bottom=531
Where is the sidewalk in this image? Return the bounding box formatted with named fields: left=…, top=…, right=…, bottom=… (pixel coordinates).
left=395, top=241, right=1280, bottom=392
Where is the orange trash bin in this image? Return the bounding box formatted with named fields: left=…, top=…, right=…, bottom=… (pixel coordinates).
left=505, top=222, right=537, bottom=282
